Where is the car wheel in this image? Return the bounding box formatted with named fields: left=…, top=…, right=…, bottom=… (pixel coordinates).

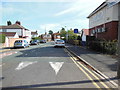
left=23, top=46, right=26, bottom=48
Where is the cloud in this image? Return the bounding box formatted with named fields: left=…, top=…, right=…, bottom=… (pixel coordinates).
left=54, top=0, right=106, bottom=16
left=39, top=24, right=61, bottom=34
left=2, top=5, right=24, bottom=15
left=1, top=0, right=81, bottom=2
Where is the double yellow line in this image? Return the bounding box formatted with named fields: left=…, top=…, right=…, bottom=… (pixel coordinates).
left=0, top=49, right=11, bottom=53
left=65, top=49, right=110, bottom=90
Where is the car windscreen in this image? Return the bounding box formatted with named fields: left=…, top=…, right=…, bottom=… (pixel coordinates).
left=56, top=40, right=64, bottom=42
left=15, top=40, right=22, bottom=43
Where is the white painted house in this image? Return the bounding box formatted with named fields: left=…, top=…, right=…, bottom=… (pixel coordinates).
left=0, top=23, right=31, bottom=43
left=0, top=24, right=31, bottom=38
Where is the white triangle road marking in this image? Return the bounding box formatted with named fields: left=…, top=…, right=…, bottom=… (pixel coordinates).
left=15, top=61, right=37, bottom=70
left=49, top=62, right=64, bottom=75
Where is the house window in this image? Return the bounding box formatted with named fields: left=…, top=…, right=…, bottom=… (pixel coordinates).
left=98, top=28, right=100, bottom=33
left=93, top=30, right=95, bottom=34
left=98, top=28, right=102, bottom=33
left=95, top=29, right=98, bottom=33
left=2, top=29, right=7, bottom=32
left=102, top=27, right=106, bottom=32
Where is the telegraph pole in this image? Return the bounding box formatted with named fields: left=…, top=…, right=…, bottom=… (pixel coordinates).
left=118, top=2, right=120, bottom=87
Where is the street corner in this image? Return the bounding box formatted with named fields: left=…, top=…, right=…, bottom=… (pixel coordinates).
left=0, top=49, right=11, bottom=53
left=0, top=51, right=17, bottom=58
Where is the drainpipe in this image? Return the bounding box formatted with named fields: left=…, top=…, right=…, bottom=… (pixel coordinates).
left=117, top=2, right=120, bottom=87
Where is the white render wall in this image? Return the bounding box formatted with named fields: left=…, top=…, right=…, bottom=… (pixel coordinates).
left=6, top=29, right=22, bottom=36
left=25, top=30, right=31, bottom=37
left=89, top=4, right=118, bottom=28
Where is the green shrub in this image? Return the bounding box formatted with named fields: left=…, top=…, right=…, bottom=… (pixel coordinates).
left=87, top=39, right=117, bottom=55
left=0, top=34, right=6, bottom=43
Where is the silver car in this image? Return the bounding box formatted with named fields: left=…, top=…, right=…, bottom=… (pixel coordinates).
left=54, top=39, right=65, bottom=47
left=14, top=40, right=30, bottom=48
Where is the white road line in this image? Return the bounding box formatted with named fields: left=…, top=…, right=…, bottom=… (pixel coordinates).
left=49, top=62, right=64, bottom=75
left=15, top=61, right=37, bottom=70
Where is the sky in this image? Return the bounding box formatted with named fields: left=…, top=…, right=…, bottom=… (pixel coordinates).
left=1, top=0, right=106, bottom=34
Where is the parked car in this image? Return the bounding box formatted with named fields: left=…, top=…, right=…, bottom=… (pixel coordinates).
left=40, top=40, right=46, bottom=43
left=54, top=39, right=65, bottom=47
left=30, top=40, right=40, bottom=45
left=14, top=40, right=30, bottom=48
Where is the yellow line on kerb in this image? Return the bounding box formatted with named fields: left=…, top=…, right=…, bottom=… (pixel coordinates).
left=66, top=49, right=110, bottom=90
left=71, top=55, right=110, bottom=90
left=77, top=61, right=110, bottom=89
left=0, top=49, right=11, bottom=52
left=68, top=54, right=101, bottom=90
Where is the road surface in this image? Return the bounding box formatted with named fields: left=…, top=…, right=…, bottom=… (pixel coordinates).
left=0, top=42, right=113, bottom=89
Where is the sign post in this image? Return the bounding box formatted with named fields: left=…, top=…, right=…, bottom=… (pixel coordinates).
left=118, top=2, right=120, bottom=87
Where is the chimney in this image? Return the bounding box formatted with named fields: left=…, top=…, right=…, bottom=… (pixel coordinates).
left=7, top=21, right=12, bottom=26
left=15, top=21, right=21, bottom=25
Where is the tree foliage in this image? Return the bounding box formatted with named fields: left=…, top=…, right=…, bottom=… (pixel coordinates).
left=60, top=27, right=66, bottom=38
left=49, top=30, right=53, bottom=35
left=67, top=29, right=77, bottom=40
left=0, top=34, right=6, bottom=43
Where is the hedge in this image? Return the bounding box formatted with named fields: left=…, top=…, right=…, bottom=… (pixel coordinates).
left=0, top=34, right=6, bottom=43
left=87, top=40, right=118, bottom=55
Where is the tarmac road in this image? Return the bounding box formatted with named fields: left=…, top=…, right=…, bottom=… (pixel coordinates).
left=1, top=42, right=114, bottom=89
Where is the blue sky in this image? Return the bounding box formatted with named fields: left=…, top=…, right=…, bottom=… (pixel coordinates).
left=1, top=0, right=105, bottom=34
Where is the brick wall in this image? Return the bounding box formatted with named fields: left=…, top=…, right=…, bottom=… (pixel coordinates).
left=89, top=21, right=118, bottom=40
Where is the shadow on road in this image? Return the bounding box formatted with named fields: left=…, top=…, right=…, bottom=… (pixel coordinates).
left=2, top=77, right=118, bottom=89
left=16, top=46, right=68, bottom=57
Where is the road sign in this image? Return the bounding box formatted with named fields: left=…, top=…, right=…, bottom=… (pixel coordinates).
left=74, top=29, right=78, bottom=33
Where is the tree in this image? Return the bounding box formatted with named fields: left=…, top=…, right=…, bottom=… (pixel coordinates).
left=67, top=29, right=77, bottom=40
left=49, top=30, right=53, bottom=35
left=60, top=27, right=66, bottom=38
left=0, top=34, right=6, bottom=43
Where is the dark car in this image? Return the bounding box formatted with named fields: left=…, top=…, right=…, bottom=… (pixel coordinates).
left=30, top=40, right=40, bottom=45
left=40, top=40, right=46, bottom=43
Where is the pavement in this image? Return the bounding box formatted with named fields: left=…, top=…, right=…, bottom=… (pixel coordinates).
left=65, top=43, right=118, bottom=87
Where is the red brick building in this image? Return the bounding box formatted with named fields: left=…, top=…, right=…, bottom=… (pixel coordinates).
left=87, top=1, right=120, bottom=41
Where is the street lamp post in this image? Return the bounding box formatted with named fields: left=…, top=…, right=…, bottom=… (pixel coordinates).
left=65, top=26, right=68, bottom=43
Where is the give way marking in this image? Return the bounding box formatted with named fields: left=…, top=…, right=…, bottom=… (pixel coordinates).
left=15, top=61, right=37, bottom=70
left=49, top=62, right=64, bottom=75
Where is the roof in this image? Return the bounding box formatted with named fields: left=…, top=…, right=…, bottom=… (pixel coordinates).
left=0, top=32, right=17, bottom=37
left=53, top=33, right=60, bottom=35
left=0, top=24, right=28, bottom=30
left=31, top=31, right=38, bottom=35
